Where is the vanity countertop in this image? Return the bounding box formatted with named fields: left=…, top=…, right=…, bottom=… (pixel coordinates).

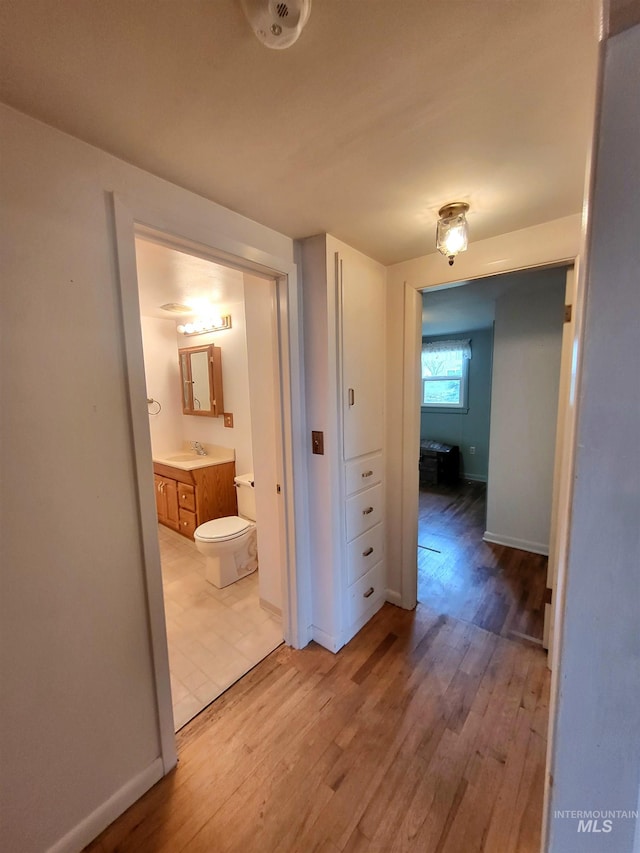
left=152, top=444, right=235, bottom=471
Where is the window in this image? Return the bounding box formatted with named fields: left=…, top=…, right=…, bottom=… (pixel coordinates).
left=421, top=339, right=471, bottom=410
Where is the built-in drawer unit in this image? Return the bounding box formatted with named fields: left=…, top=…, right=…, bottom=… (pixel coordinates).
left=345, top=483, right=383, bottom=542
left=345, top=453, right=383, bottom=496
left=348, top=560, right=385, bottom=626
left=347, top=522, right=384, bottom=586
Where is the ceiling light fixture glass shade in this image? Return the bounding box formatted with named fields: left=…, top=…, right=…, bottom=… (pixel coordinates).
left=436, top=202, right=470, bottom=266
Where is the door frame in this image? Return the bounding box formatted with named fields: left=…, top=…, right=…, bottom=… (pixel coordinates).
left=398, top=244, right=587, bottom=850
left=110, top=193, right=311, bottom=773
left=399, top=252, right=581, bottom=613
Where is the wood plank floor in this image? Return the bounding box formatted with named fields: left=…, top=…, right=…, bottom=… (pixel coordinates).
left=87, top=481, right=550, bottom=852
left=418, top=481, right=548, bottom=643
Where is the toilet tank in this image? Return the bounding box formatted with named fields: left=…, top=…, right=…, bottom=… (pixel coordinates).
left=234, top=473, right=256, bottom=521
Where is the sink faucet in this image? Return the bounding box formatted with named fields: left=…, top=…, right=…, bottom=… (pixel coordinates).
left=191, top=441, right=207, bottom=456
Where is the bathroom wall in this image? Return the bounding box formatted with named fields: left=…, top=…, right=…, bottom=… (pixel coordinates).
left=244, top=273, right=282, bottom=613
left=177, top=284, right=255, bottom=475
left=140, top=316, right=183, bottom=454
left=139, top=276, right=255, bottom=475
left=420, top=326, right=493, bottom=481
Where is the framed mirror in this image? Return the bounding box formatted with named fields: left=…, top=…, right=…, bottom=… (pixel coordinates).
left=178, top=344, right=224, bottom=417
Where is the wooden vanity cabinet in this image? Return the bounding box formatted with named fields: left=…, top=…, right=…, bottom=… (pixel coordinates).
left=152, top=461, right=237, bottom=538
left=154, top=474, right=180, bottom=531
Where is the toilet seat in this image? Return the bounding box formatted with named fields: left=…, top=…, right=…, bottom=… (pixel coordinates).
left=195, top=516, right=252, bottom=543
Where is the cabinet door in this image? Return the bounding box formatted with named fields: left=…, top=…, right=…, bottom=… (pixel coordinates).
left=164, top=478, right=179, bottom=526
left=154, top=475, right=179, bottom=529
left=154, top=475, right=167, bottom=523
left=340, top=253, right=385, bottom=460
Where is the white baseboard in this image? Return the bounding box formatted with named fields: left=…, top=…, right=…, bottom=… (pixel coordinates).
left=259, top=597, right=282, bottom=618
left=462, top=473, right=487, bottom=483
left=311, top=626, right=343, bottom=654
left=385, top=588, right=402, bottom=606
left=47, top=758, right=164, bottom=853
left=483, top=530, right=549, bottom=556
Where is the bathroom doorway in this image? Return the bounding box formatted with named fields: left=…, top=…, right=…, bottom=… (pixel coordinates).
left=116, top=217, right=297, bottom=736
left=133, top=234, right=288, bottom=730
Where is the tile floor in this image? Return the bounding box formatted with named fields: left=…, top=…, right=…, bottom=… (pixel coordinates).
left=157, top=524, right=283, bottom=731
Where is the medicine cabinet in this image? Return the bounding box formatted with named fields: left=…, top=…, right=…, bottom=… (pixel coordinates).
left=178, top=344, right=224, bottom=417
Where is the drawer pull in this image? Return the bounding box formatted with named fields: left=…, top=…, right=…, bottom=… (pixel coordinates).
left=362, top=547, right=374, bottom=557
left=362, top=506, right=374, bottom=515
left=363, top=587, right=375, bottom=598
left=182, top=494, right=186, bottom=499
left=362, top=470, right=373, bottom=478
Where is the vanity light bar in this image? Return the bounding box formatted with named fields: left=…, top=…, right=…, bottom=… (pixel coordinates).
left=177, top=315, right=232, bottom=336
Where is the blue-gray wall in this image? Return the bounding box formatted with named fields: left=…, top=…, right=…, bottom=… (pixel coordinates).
left=420, top=327, right=493, bottom=481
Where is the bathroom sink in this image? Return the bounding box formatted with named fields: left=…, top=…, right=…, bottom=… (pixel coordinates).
left=153, top=447, right=235, bottom=471
left=164, top=452, right=202, bottom=462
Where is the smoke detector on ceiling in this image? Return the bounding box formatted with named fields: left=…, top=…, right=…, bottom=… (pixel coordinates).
left=240, top=0, right=312, bottom=49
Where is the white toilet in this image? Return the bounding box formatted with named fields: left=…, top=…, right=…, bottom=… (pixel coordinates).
left=194, top=473, right=258, bottom=588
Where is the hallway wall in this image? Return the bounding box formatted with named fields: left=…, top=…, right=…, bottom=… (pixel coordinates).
left=0, top=104, right=294, bottom=853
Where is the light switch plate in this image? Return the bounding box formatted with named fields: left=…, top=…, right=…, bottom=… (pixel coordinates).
left=312, top=430, right=324, bottom=455
left=223, top=413, right=234, bottom=428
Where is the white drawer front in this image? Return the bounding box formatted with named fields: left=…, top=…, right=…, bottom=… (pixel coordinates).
left=348, top=560, right=384, bottom=626
left=345, top=483, right=383, bottom=542
left=345, top=454, right=383, bottom=496
left=347, top=523, right=384, bottom=586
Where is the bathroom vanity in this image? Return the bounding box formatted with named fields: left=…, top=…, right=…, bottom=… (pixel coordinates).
left=152, top=448, right=237, bottom=538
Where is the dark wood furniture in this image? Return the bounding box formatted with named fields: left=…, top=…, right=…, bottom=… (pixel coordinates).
left=419, top=440, right=459, bottom=486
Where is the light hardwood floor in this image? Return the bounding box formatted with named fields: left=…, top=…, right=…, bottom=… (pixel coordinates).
left=87, top=483, right=549, bottom=852
left=418, top=481, right=548, bottom=643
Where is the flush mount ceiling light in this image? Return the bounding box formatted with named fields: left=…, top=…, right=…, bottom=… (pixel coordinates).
left=177, top=315, right=232, bottom=336
left=436, top=202, right=470, bottom=266
left=240, top=0, right=312, bottom=49
left=160, top=302, right=193, bottom=314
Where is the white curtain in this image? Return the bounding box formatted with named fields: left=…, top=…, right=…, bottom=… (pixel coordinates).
left=422, top=338, right=471, bottom=360
left=422, top=339, right=471, bottom=375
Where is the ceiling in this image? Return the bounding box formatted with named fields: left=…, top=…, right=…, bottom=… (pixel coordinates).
left=0, top=1, right=599, bottom=266
left=135, top=237, right=246, bottom=320
left=421, top=266, right=567, bottom=336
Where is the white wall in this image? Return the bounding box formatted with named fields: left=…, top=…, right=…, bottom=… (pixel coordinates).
left=547, top=22, right=640, bottom=852
left=139, top=276, right=255, bottom=474
left=0, top=105, right=294, bottom=853
left=244, top=273, right=282, bottom=613
left=175, top=291, right=255, bottom=475
left=140, top=316, right=183, bottom=454
left=485, top=270, right=565, bottom=554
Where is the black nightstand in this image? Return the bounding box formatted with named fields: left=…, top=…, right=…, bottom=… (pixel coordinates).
left=419, top=441, right=460, bottom=486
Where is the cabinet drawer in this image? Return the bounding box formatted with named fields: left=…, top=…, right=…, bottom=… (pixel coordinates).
left=345, top=454, right=383, bottom=496
left=347, top=523, right=384, bottom=585
left=345, top=483, right=383, bottom=542
left=178, top=483, right=196, bottom=512
left=348, top=560, right=384, bottom=627
left=178, top=508, right=197, bottom=538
